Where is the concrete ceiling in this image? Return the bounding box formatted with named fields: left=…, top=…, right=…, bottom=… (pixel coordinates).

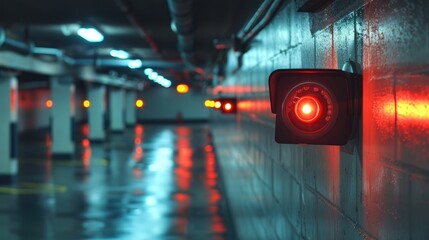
left=0, top=0, right=262, bottom=76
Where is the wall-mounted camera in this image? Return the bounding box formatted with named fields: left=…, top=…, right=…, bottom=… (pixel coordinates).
left=268, top=68, right=361, bottom=145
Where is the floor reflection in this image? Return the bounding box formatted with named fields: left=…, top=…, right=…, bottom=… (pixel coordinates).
left=0, top=123, right=232, bottom=240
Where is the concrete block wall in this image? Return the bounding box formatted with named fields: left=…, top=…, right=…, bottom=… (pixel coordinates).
left=213, top=0, right=429, bottom=239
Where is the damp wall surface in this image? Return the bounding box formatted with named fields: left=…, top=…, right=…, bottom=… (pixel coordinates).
left=213, top=0, right=429, bottom=239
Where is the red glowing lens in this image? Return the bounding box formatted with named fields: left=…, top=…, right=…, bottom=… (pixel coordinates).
left=282, top=82, right=337, bottom=138
left=294, top=96, right=320, bottom=122
left=224, top=103, right=232, bottom=111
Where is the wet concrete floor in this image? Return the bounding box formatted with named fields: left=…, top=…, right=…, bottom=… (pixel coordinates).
left=0, top=124, right=233, bottom=240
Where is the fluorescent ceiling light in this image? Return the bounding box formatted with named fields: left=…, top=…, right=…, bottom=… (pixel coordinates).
left=149, top=72, right=159, bottom=80
left=162, top=80, right=172, bottom=88
left=77, top=27, right=104, bottom=42
left=128, top=59, right=143, bottom=69
left=144, top=70, right=171, bottom=88
left=144, top=68, right=154, bottom=75
left=155, top=75, right=165, bottom=83
left=110, top=49, right=130, bottom=59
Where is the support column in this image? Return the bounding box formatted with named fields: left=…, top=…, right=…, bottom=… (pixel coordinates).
left=109, top=88, right=125, bottom=132
left=125, top=90, right=137, bottom=127
left=51, top=76, right=75, bottom=159
left=0, top=72, right=18, bottom=183
left=88, top=85, right=106, bottom=141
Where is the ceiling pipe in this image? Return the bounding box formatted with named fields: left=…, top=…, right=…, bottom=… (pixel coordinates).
left=238, top=0, right=274, bottom=39
left=241, top=0, right=284, bottom=45
left=0, top=27, right=33, bottom=55
left=0, top=27, right=68, bottom=58
left=167, top=0, right=198, bottom=67
left=231, top=0, right=284, bottom=73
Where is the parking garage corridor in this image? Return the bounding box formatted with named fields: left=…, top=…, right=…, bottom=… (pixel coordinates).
left=0, top=124, right=232, bottom=240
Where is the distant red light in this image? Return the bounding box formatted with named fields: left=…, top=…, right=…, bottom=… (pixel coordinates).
left=46, top=99, right=53, bottom=108
left=204, top=145, right=213, bottom=152
left=224, top=103, right=233, bottom=111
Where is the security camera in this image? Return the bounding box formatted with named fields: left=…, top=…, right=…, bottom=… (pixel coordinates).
left=268, top=69, right=361, bottom=145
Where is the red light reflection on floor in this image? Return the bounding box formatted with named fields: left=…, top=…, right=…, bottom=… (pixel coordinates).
left=135, top=124, right=144, bottom=136
left=134, top=124, right=144, bottom=162
left=175, top=126, right=193, bottom=191
left=45, top=133, right=52, bottom=158
left=175, top=168, right=192, bottom=190
left=174, top=126, right=193, bottom=234
left=176, top=126, right=190, bottom=136
left=81, top=137, right=91, bottom=174
left=82, top=138, right=90, bottom=148
left=82, top=148, right=91, bottom=172
left=134, top=146, right=143, bottom=162
left=43, top=134, right=53, bottom=175
left=174, top=217, right=189, bottom=235
left=203, top=137, right=228, bottom=235
left=204, top=144, right=213, bottom=152
left=81, top=124, right=90, bottom=137
left=133, top=167, right=142, bottom=179
left=211, top=215, right=226, bottom=234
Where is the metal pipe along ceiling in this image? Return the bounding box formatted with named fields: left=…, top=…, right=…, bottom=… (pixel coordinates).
left=167, top=0, right=195, bottom=64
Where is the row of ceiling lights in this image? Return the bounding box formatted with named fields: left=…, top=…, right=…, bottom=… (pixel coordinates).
left=76, top=26, right=181, bottom=90
left=143, top=68, right=172, bottom=88
left=76, top=26, right=145, bottom=71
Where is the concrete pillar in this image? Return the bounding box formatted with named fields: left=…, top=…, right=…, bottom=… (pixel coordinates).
left=0, top=72, right=18, bottom=183
left=51, top=76, right=75, bottom=158
left=125, top=91, right=137, bottom=127
left=109, top=88, right=125, bottom=132
left=88, top=85, right=106, bottom=141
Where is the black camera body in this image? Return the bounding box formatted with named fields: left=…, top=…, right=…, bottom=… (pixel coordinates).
left=268, top=69, right=361, bottom=145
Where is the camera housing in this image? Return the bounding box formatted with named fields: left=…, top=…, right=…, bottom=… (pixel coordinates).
left=268, top=69, right=361, bottom=145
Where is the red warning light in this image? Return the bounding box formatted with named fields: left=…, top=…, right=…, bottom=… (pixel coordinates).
left=224, top=103, right=232, bottom=111
left=219, top=98, right=237, bottom=114
left=46, top=99, right=53, bottom=108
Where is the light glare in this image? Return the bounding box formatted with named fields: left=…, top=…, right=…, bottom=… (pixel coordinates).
left=83, top=100, right=91, bottom=108
left=136, top=99, right=144, bottom=108
left=144, top=68, right=154, bottom=75
left=110, top=49, right=130, bottom=59
left=77, top=27, right=104, bottom=42
left=128, top=59, right=143, bottom=69
left=176, top=84, right=189, bottom=94
left=301, top=104, right=312, bottom=114
left=224, top=103, right=232, bottom=111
